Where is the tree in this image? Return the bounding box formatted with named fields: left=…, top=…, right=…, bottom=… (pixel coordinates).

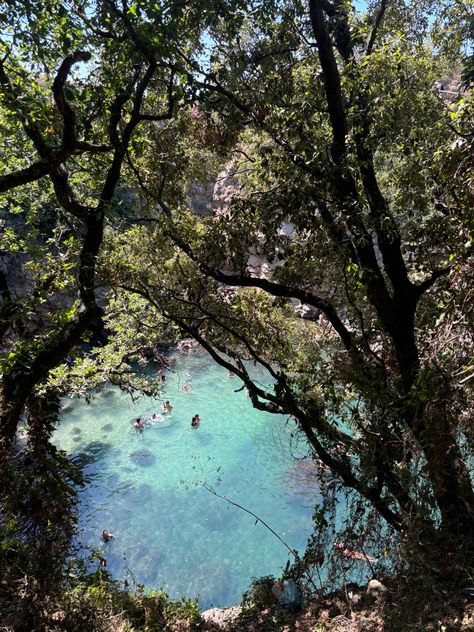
left=0, top=0, right=211, bottom=455
left=1, top=0, right=473, bottom=600
left=0, top=1, right=217, bottom=623
left=103, top=0, right=474, bottom=560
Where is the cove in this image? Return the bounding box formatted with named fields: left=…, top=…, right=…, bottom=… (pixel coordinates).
left=53, top=351, right=319, bottom=610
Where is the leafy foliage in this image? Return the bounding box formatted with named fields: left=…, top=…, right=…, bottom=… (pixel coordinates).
left=0, top=0, right=473, bottom=627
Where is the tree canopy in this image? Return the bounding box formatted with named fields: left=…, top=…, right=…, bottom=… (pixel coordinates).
left=1, top=0, right=473, bottom=622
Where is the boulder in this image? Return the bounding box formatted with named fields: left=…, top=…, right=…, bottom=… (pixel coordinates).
left=271, top=581, right=284, bottom=600
left=366, top=579, right=386, bottom=602
left=279, top=578, right=302, bottom=612
left=201, top=605, right=242, bottom=627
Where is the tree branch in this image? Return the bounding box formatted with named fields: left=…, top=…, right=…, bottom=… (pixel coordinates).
left=308, top=0, right=347, bottom=162
left=366, top=0, right=389, bottom=56
left=73, top=3, right=128, bottom=41
left=415, top=267, right=451, bottom=298
left=0, top=52, right=111, bottom=194
left=53, top=50, right=91, bottom=149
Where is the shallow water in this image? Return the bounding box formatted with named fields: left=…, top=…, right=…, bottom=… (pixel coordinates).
left=54, top=352, right=319, bottom=609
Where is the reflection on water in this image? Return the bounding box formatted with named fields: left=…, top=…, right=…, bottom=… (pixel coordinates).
left=54, top=352, right=319, bottom=609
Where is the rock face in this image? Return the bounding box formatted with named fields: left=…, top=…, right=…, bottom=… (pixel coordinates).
left=292, top=299, right=320, bottom=320
left=212, top=162, right=240, bottom=218
left=188, top=182, right=215, bottom=217
left=187, top=161, right=239, bottom=219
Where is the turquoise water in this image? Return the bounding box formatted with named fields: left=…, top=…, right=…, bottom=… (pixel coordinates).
left=54, top=351, right=319, bottom=609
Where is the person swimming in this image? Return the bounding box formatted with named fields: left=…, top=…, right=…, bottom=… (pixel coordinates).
left=181, top=384, right=192, bottom=392
left=162, top=400, right=173, bottom=412
left=134, top=417, right=144, bottom=431
left=332, top=542, right=378, bottom=563
left=102, top=530, right=114, bottom=543
left=191, top=414, right=201, bottom=427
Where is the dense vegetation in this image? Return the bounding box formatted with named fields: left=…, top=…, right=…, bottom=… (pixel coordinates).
left=0, top=0, right=473, bottom=629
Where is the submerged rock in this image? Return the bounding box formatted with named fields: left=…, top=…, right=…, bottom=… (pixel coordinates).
left=284, top=457, right=320, bottom=498
left=62, top=399, right=77, bottom=412
left=129, top=449, right=156, bottom=467
left=101, top=423, right=113, bottom=432
left=71, top=427, right=81, bottom=435
left=136, top=483, right=154, bottom=502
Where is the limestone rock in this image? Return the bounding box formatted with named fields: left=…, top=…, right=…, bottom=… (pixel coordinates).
left=212, top=162, right=239, bottom=218
left=350, top=592, right=363, bottom=606
left=366, top=579, right=386, bottom=602
left=201, top=605, right=242, bottom=628
left=188, top=182, right=214, bottom=217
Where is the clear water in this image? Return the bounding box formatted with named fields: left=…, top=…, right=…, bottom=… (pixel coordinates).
left=53, top=352, right=319, bottom=610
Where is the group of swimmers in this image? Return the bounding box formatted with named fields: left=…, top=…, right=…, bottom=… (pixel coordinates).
left=133, top=400, right=172, bottom=431
left=133, top=400, right=202, bottom=431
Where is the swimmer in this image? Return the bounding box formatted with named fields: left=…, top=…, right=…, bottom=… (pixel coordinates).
left=332, top=542, right=378, bottom=563
left=134, top=417, right=144, bottom=431
left=228, top=371, right=235, bottom=378
left=102, top=530, right=114, bottom=543
left=191, top=414, right=201, bottom=427
left=162, top=400, right=173, bottom=412
left=181, top=384, right=192, bottom=392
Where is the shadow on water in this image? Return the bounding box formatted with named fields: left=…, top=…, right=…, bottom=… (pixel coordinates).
left=62, top=399, right=77, bottom=413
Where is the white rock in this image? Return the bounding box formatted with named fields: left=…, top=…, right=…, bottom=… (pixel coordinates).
left=201, top=605, right=242, bottom=627
left=366, top=579, right=386, bottom=601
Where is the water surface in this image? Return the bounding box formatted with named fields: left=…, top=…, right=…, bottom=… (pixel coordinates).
left=54, top=352, right=319, bottom=609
